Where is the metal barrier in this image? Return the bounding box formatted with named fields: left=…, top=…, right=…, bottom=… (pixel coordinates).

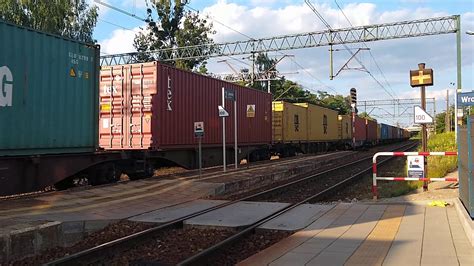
left=372, top=151, right=458, bottom=199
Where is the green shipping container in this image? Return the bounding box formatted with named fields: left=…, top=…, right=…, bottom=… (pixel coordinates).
left=0, top=20, right=99, bottom=156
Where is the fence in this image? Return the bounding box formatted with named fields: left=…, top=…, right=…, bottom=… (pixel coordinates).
left=372, top=151, right=458, bottom=200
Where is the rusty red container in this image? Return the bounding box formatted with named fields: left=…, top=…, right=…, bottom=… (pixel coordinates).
left=99, top=62, right=272, bottom=150
left=353, top=116, right=367, bottom=142
left=366, top=119, right=378, bottom=141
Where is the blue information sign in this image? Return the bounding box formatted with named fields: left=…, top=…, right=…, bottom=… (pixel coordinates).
left=458, top=92, right=474, bottom=107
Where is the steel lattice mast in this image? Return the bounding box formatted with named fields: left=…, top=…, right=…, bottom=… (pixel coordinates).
left=100, top=15, right=459, bottom=66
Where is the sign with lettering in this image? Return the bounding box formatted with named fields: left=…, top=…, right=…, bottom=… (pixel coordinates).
left=457, top=92, right=474, bottom=107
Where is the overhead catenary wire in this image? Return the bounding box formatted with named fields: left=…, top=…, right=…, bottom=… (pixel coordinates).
left=334, top=0, right=398, bottom=98
left=185, top=4, right=338, bottom=94
left=305, top=0, right=396, bottom=100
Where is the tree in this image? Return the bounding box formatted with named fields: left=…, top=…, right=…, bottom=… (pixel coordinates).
left=134, top=0, right=215, bottom=71
left=0, top=0, right=98, bottom=43
left=359, top=112, right=376, bottom=121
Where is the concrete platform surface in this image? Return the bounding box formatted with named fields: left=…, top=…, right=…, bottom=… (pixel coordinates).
left=259, top=204, right=334, bottom=231
left=239, top=201, right=474, bottom=266
left=184, top=201, right=290, bottom=229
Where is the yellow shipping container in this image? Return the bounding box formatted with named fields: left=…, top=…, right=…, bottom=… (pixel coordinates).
left=272, top=101, right=308, bottom=142
left=295, top=103, right=339, bottom=141
left=338, top=114, right=352, bottom=140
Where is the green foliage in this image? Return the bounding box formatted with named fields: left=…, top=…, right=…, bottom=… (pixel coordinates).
left=134, top=0, right=215, bottom=71
left=358, top=112, right=376, bottom=121
left=0, top=0, right=98, bottom=43
left=422, top=132, right=457, bottom=178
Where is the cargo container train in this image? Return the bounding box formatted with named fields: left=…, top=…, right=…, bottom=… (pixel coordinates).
left=0, top=21, right=409, bottom=196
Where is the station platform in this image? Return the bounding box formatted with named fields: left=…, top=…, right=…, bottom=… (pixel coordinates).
left=240, top=200, right=474, bottom=266
left=0, top=152, right=347, bottom=261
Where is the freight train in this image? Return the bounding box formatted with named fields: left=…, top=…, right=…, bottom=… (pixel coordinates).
left=0, top=20, right=408, bottom=196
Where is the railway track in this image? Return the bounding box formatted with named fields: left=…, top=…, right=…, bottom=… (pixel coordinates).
left=44, top=141, right=417, bottom=266
left=0, top=151, right=351, bottom=202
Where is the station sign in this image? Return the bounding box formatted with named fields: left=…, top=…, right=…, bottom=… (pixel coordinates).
left=457, top=91, right=474, bottom=107
left=194, top=121, right=204, bottom=137
left=407, top=155, right=424, bottom=178
left=224, top=88, right=236, bottom=101
left=413, top=106, right=433, bottom=124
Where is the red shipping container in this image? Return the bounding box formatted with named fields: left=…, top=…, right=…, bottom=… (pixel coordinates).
left=366, top=119, right=378, bottom=141
left=99, top=62, right=272, bottom=150
left=353, top=116, right=367, bottom=142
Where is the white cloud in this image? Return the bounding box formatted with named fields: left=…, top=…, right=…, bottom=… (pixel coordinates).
left=100, top=27, right=141, bottom=55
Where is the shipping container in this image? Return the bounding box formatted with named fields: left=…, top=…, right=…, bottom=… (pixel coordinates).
left=366, top=119, right=378, bottom=142
left=0, top=20, right=100, bottom=156
left=354, top=116, right=367, bottom=143
left=380, top=123, right=390, bottom=140
left=295, top=103, right=339, bottom=141
left=272, top=101, right=308, bottom=142
left=99, top=62, right=272, bottom=150
left=338, top=115, right=352, bottom=140
left=377, top=123, right=381, bottom=142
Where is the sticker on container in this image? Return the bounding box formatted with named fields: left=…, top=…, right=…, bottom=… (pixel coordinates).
left=247, top=105, right=255, bottom=118
left=101, top=104, right=111, bottom=111
left=69, top=67, right=76, bottom=77
left=102, top=119, right=109, bottom=129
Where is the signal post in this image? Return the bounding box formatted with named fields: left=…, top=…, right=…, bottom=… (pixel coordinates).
left=410, top=63, right=434, bottom=191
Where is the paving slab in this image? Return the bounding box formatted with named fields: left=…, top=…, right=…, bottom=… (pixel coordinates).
left=184, top=201, right=290, bottom=229
left=241, top=201, right=474, bottom=266
left=129, top=199, right=227, bottom=223
left=258, top=204, right=334, bottom=231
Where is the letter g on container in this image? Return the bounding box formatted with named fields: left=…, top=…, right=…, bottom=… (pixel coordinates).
left=0, top=66, right=13, bottom=107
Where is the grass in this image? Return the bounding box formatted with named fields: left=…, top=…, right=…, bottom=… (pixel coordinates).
left=423, top=131, right=457, bottom=178
left=377, top=132, right=457, bottom=198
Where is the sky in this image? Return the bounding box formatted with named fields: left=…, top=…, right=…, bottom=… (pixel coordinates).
left=90, top=0, right=474, bottom=127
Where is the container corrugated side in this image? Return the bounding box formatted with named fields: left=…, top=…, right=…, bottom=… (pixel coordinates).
left=339, top=115, right=352, bottom=140
left=381, top=123, right=389, bottom=140
left=0, top=20, right=100, bottom=156
left=354, top=116, right=367, bottom=141
left=99, top=62, right=272, bottom=150
left=366, top=119, right=378, bottom=141
left=272, top=101, right=308, bottom=142
left=295, top=103, right=339, bottom=141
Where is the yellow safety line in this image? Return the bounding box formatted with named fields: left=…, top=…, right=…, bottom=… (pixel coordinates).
left=344, top=205, right=406, bottom=266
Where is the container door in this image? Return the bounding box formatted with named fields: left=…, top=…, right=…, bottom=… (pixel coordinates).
left=99, top=64, right=156, bottom=149
left=99, top=66, right=126, bottom=149
left=128, top=64, right=155, bottom=149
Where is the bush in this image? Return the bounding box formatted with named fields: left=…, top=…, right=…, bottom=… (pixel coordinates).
left=421, top=132, right=457, bottom=178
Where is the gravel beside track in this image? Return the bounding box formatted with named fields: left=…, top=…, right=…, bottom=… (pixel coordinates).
left=199, top=230, right=292, bottom=266
left=109, top=228, right=234, bottom=265
left=10, top=221, right=153, bottom=265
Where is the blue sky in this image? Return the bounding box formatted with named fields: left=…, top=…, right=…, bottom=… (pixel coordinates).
left=91, top=0, right=474, bottom=126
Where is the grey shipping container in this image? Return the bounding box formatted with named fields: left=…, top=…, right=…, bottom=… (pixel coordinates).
left=0, top=20, right=100, bottom=156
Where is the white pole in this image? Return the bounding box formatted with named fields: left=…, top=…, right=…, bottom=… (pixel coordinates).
left=234, top=100, right=238, bottom=169
left=222, top=87, right=226, bottom=172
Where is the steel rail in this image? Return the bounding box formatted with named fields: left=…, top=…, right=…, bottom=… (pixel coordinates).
left=177, top=142, right=417, bottom=265
left=45, top=141, right=415, bottom=265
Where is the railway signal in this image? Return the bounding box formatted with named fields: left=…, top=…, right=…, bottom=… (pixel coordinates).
left=350, top=88, right=357, bottom=106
